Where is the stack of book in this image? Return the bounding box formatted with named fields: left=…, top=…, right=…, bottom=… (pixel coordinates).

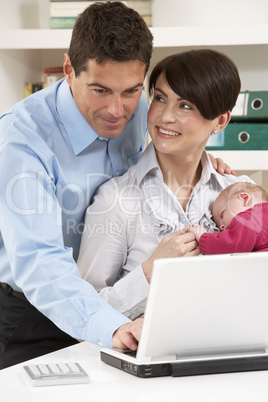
left=23, top=83, right=43, bottom=98
left=24, top=67, right=64, bottom=98
left=49, top=1, right=153, bottom=29
left=43, top=67, right=65, bottom=87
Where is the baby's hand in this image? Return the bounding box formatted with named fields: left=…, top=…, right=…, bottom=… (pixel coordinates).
left=190, top=225, right=207, bottom=242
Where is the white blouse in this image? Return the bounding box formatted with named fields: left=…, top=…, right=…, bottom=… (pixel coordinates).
left=77, top=142, right=251, bottom=319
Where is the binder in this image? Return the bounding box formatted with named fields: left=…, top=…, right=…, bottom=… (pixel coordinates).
left=205, top=122, right=268, bottom=150
left=231, top=91, right=268, bottom=121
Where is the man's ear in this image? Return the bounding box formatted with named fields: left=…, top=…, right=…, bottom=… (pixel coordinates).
left=63, top=53, right=74, bottom=84
left=239, top=192, right=251, bottom=207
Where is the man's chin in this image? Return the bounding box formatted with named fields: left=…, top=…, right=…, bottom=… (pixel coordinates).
left=100, top=124, right=127, bottom=139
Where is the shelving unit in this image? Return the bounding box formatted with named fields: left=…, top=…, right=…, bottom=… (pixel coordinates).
left=0, top=2, right=267, bottom=183
left=1, top=24, right=268, bottom=49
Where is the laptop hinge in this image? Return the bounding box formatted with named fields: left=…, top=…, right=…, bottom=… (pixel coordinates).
left=151, top=354, right=177, bottom=362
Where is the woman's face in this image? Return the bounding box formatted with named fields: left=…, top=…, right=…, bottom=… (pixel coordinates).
left=147, top=74, right=218, bottom=158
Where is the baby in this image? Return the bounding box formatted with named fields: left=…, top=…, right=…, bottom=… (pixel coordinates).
left=191, top=182, right=268, bottom=254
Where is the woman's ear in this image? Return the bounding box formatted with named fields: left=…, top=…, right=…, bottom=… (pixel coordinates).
left=216, top=111, right=231, bottom=133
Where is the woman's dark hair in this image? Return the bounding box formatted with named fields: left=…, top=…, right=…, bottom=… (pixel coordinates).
left=69, top=1, right=153, bottom=77
left=149, top=49, right=241, bottom=120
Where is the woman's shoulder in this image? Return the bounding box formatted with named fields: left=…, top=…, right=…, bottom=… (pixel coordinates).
left=99, top=163, right=139, bottom=192
left=89, top=164, right=141, bottom=213
left=214, top=171, right=253, bottom=189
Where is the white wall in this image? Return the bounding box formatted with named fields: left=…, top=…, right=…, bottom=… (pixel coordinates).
left=152, top=0, right=268, bottom=27
left=150, top=0, right=268, bottom=94
left=0, top=0, right=49, bottom=29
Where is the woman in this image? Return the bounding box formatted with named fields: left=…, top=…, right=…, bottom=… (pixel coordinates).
left=77, top=49, right=251, bottom=319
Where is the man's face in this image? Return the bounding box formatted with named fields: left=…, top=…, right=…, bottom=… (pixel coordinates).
left=64, top=55, right=146, bottom=138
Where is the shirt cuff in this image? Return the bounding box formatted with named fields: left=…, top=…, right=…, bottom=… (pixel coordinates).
left=87, top=303, right=131, bottom=348
left=113, top=264, right=150, bottom=313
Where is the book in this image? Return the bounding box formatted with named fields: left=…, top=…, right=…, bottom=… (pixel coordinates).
left=50, top=1, right=152, bottom=17
left=43, top=66, right=64, bottom=87
left=50, top=0, right=90, bottom=2
left=24, top=83, right=43, bottom=98
left=50, top=1, right=97, bottom=17
left=49, top=17, right=77, bottom=28
left=49, top=14, right=151, bottom=29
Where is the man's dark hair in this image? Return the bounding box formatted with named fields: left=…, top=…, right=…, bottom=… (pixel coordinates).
left=68, top=1, right=153, bottom=77
left=149, top=49, right=241, bottom=120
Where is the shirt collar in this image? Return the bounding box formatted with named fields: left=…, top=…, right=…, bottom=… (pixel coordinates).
left=136, top=142, right=219, bottom=186
left=199, top=150, right=233, bottom=189
left=136, top=141, right=162, bottom=185
left=198, top=150, right=216, bottom=185
left=56, top=79, right=101, bottom=155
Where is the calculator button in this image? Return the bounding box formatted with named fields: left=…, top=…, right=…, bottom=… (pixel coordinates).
left=58, top=362, right=70, bottom=373
left=48, top=364, right=61, bottom=374
left=28, top=364, right=41, bottom=377
left=67, top=362, right=80, bottom=373
left=37, top=364, right=50, bottom=375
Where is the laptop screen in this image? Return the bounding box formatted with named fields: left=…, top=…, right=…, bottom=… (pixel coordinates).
left=136, top=253, right=268, bottom=362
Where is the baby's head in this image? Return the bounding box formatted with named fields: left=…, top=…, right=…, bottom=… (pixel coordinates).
left=212, top=182, right=268, bottom=231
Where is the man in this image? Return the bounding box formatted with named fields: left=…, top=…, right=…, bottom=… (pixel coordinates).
left=0, top=1, right=152, bottom=369
left=0, top=1, right=229, bottom=369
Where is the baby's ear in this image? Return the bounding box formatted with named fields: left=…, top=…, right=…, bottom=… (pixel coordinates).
left=238, top=192, right=251, bottom=206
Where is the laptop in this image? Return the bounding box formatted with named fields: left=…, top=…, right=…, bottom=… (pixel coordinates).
left=101, top=252, right=268, bottom=377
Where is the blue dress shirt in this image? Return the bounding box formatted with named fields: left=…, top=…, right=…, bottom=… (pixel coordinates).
left=0, top=79, right=148, bottom=347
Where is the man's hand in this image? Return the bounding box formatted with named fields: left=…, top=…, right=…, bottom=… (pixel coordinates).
left=208, top=153, right=236, bottom=176
left=112, top=317, right=143, bottom=351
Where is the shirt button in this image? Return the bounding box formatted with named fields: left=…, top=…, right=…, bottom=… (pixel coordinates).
left=116, top=171, right=120, bottom=176
left=98, top=136, right=104, bottom=141
left=98, top=341, right=103, bottom=347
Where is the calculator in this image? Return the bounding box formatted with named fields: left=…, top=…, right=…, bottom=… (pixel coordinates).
left=23, top=362, right=90, bottom=387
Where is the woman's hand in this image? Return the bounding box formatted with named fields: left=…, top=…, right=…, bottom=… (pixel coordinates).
left=208, top=153, right=236, bottom=176
left=142, top=225, right=200, bottom=283
left=190, top=225, right=207, bottom=242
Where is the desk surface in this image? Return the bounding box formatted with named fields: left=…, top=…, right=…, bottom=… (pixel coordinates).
left=1, top=341, right=268, bottom=401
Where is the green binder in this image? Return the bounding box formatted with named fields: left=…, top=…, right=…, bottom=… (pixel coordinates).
left=231, top=91, right=268, bottom=121
left=206, top=122, right=268, bottom=150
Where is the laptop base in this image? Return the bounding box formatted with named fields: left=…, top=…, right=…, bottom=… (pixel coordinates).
left=101, top=351, right=268, bottom=378
left=171, top=355, right=268, bottom=377
left=100, top=351, right=171, bottom=378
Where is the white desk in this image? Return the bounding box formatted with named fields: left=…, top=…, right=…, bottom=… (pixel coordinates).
left=1, top=341, right=268, bottom=401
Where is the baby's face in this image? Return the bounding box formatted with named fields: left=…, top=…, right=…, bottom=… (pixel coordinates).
left=212, top=193, right=244, bottom=231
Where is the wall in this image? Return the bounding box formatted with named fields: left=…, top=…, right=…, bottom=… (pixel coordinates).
left=152, top=0, right=268, bottom=27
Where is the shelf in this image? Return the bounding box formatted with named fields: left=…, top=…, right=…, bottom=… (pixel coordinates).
left=0, top=29, right=72, bottom=49
left=208, top=151, right=268, bottom=171
left=1, top=24, right=268, bottom=49
left=150, top=24, right=268, bottom=48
